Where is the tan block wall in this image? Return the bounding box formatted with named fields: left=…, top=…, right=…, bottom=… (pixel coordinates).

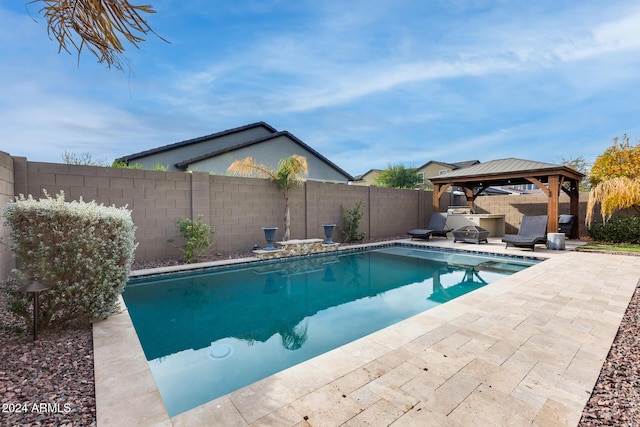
left=369, top=186, right=427, bottom=238
left=208, top=175, right=286, bottom=252
left=16, top=161, right=201, bottom=261
left=474, top=193, right=589, bottom=235
left=304, top=182, right=429, bottom=242
left=0, top=152, right=15, bottom=280
left=305, top=181, right=370, bottom=241
left=7, top=155, right=594, bottom=265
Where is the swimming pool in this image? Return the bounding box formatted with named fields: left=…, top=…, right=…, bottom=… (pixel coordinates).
left=123, top=244, right=540, bottom=416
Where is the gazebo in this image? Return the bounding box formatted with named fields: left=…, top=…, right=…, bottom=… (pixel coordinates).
left=429, top=158, right=584, bottom=238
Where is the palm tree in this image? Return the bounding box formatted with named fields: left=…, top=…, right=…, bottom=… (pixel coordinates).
left=227, top=155, right=308, bottom=241
left=31, top=0, right=164, bottom=70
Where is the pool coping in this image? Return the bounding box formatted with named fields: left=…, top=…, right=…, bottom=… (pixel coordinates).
left=94, top=238, right=640, bottom=426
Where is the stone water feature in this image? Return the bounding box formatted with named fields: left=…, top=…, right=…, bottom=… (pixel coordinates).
left=253, top=238, right=340, bottom=260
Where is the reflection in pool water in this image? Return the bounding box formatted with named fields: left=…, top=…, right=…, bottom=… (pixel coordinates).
left=123, top=245, right=539, bottom=416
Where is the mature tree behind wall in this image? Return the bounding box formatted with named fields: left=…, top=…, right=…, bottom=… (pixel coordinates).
left=586, top=135, right=640, bottom=225
left=374, top=164, right=420, bottom=189
left=559, top=155, right=591, bottom=191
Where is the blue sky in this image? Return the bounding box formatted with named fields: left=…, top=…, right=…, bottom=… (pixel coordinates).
left=2, top=1, right=640, bottom=176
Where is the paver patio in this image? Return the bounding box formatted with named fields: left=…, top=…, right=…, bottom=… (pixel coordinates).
left=93, top=238, right=640, bottom=426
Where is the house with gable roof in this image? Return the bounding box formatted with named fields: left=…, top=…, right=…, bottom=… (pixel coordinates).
left=353, top=160, right=479, bottom=188
left=115, top=122, right=354, bottom=183
left=416, top=160, right=480, bottom=189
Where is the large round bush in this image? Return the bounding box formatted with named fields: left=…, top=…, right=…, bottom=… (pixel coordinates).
left=2, top=191, right=137, bottom=328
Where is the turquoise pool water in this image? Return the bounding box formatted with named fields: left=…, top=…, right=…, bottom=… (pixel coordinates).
left=123, top=245, right=540, bottom=416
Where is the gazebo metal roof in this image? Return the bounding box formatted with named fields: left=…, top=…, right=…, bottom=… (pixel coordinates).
left=429, top=158, right=585, bottom=238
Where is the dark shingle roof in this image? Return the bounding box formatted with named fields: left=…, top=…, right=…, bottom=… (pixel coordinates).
left=417, top=159, right=480, bottom=170
left=115, top=122, right=277, bottom=162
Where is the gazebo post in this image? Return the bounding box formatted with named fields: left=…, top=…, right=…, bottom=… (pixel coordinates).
left=568, top=179, right=581, bottom=238
left=432, top=184, right=441, bottom=212
left=464, top=187, right=474, bottom=209
left=433, top=183, right=451, bottom=212
left=548, top=175, right=560, bottom=234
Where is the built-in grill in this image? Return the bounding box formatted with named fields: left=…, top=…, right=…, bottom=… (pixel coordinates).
left=447, top=206, right=474, bottom=215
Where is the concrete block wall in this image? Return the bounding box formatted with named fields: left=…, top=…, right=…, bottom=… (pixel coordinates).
left=369, top=186, right=426, bottom=238
left=474, top=193, right=590, bottom=235
left=208, top=175, right=287, bottom=252
left=0, top=152, right=15, bottom=280
left=7, top=156, right=597, bottom=265
left=305, top=181, right=370, bottom=242
left=15, top=161, right=201, bottom=261
left=306, top=183, right=432, bottom=241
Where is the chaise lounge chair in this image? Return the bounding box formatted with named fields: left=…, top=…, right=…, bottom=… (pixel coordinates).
left=502, top=215, right=548, bottom=251
left=558, top=214, right=576, bottom=237
left=407, top=212, right=454, bottom=240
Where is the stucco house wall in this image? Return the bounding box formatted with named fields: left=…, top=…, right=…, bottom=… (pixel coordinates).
left=417, top=162, right=452, bottom=189
left=193, top=135, right=350, bottom=182
left=118, top=123, right=276, bottom=171
left=418, top=160, right=480, bottom=189
left=352, top=169, right=381, bottom=186
left=116, top=122, right=352, bottom=183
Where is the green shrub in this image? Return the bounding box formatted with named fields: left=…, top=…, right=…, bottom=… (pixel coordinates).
left=111, top=160, right=143, bottom=169
left=339, top=201, right=366, bottom=243
left=1, top=191, right=137, bottom=329
left=588, top=214, right=640, bottom=244
left=169, top=215, right=215, bottom=263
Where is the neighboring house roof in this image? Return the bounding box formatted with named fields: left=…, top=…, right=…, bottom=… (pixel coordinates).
left=450, top=160, right=481, bottom=169
left=429, top=158, right=580, bottom=180
left=352, top=161, right=479, bottom=186
left=353, top=169, right=382, bottom=181
left=417, top=159, right=480, bottom=171
left=114, top=122, right=278, bottom=163
left=115, top=121, right=354, bottom=182
left=174, top=130, right=355, bottom=181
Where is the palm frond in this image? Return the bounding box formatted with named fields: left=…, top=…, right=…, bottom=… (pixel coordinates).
left=274, top=155, right=308, bottom=191
left=31, top=0, right=166, bottom=70
left=227, top=157, right=273, bottom=179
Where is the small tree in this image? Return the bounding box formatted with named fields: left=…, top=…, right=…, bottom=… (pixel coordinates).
left=339, top=201, right=366, bottom=243
left=169, top=215, right=215, bottom=263
left=62, top=150, right=108, bottom=166
left=227, top=155, right=308, bottom=241
left=374, top=164, right=420, bottom=189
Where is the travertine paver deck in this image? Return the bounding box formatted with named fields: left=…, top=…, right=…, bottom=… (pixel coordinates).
left=94, top=238, right=640, bottom=426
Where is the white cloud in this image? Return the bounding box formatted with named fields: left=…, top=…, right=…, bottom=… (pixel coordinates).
left=3, top=1, right=640, bottom=175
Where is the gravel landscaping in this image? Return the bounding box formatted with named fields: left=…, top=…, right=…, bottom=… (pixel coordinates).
left=1, top=246, right=639, bottom=426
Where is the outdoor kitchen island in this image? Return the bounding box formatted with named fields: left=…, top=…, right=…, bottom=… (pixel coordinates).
left=445, top=207, right=506, bottom=237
